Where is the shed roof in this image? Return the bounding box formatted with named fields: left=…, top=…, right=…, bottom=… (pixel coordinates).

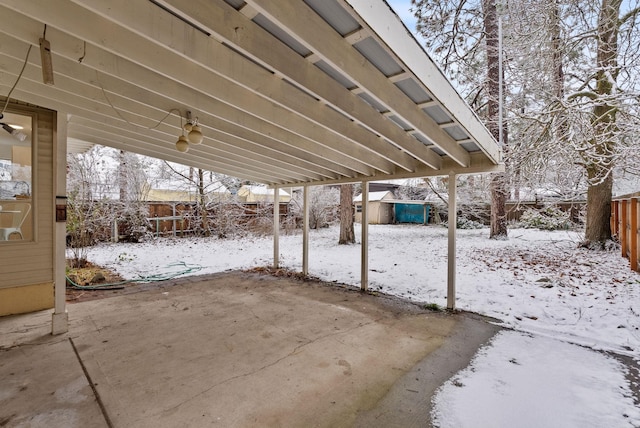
left=353, top=190, right=394, bottom=202
left=0, top=0, right=502, bottom=185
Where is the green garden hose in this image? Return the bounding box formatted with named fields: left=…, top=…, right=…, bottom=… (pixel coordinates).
left=66, top=261, right=203, bottom=290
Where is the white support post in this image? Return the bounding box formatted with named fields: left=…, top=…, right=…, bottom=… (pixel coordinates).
left=52, top=112, right=68, bottom=334
left=273, top=186, right=280, bottom=269
left=361, top=181, right=369, bottom=291
left=302, top=186, right=310, bottom=275
left=447, top=172, right=457, bottom=310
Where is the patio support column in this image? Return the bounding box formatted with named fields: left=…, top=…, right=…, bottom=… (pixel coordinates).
left=447, top=172, right=457, bottom=310
left=361, top=181, right=369, bottom=291
left=273, top=186, right=280, bottom=269
left=302, top=185, right=310, bottom=275
left=52, top=111, right=68, bottom=334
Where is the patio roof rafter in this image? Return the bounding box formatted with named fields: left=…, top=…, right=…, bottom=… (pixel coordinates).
left=245, top=0, right=471, bottom=167
left=157, top=0, right=442, bottom=171
left=0, top=0, right=505, bottom=335
left=0, top=12, right=375, bottom=180
left=0, top=0, right=500, bottom=187
left=13, top=0, right=404, bottom=175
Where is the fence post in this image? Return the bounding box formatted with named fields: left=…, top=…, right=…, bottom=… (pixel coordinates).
left=631, top=198, right=638, bottom=271
left=621, top=200, right=628, bottom=259
left=610, top=201, right=617, bottom=236
left=112, top=219, right=119, bottom=243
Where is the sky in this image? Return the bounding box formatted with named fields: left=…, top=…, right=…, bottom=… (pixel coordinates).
left=84, top=224, right=640, bottom=427
left=387, top=0, right=419, bottom=32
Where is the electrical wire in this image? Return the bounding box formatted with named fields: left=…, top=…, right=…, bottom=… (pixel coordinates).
left=94, top=70, right=181, bottom=130
left=1, top=45, right=33, bottom=115
left=66, top=261, right=203, bottom=290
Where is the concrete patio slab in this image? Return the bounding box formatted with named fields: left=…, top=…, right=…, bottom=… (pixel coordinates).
left=0, top=271, right=500, bottom=427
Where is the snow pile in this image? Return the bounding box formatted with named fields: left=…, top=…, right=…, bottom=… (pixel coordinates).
left=431, top=331, right=640, bottom=428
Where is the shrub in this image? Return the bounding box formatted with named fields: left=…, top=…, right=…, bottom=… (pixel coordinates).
left=519, top=206, right=572, bottom=230
left=456, top=217, right=485, bottom=229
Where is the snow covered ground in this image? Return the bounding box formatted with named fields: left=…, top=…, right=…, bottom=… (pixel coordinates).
left=85, top=225, right=640, bottom=427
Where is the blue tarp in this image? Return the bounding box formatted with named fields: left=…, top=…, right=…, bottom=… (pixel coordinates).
left=394, top=203, right=430, bottom=224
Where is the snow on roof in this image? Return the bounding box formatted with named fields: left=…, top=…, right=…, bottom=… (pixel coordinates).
left=353, top=190, right=393, bottom=202
left=150, top=178, right=230, bottom=194
left=241, top=185, right=290, bottom=197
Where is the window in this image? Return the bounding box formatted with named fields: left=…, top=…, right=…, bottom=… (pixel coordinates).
left=0, top=111, right=33, bottom=241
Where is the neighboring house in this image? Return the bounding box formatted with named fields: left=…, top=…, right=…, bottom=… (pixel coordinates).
left=354, top=190, right=395, bottom=224
left=237, top=185, right=291, bottom=203
left=146, top=189, right=197, bottom=202
left=144, top=180, right=231, bottom=203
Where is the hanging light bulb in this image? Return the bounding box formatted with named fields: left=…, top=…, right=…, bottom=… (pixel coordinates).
left=175, top=135, right=189, bottom=152
left=188, top=120, right=203, bottom=145
left=183, top=122, right=193, bottom=133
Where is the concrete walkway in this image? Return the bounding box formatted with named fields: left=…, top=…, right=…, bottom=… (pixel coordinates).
left=0, top=271, right=500, bottom=427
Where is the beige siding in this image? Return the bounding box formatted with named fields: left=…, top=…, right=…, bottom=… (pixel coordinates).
left=0, top=104, right=55, bottom=311
left=354, top=191, right=395, bottom=224
left=0, top=283, right=54, bottom=316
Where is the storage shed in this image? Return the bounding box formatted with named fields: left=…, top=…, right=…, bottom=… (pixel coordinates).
left=354, top=190, right=394, bottom=224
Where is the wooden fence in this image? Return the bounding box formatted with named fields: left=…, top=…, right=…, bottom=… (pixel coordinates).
left=611, top=197, right=639, bottom=272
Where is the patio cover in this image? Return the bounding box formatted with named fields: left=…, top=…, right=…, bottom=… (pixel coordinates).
left=0, top=0, right=503, bottom=329
left=0, top=0, right=501, bottom=185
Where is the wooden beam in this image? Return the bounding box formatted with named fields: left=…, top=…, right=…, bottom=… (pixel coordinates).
left=62, top=0, right=400, bottom=174
left=68, top=129, right=282, bottom=184
left=612, top=201, right=620, bottom=237
left=0, top=32, right=361, bottom=181
left=360, top=181, right=369, bottom=291
left=630, top=198, right=638, bottom=271
left=621, top=200, right=628, bottom=259
left=68, top=122, right=307, bottom=183
left=52, top=110, right=68, bottom=335
left=447, top=172, right=457, bottom=310
left=0, top=66, right=302, bottom=183
left=247, top=0, right=470, bottom=167
left=273, top=187, right=280, bottom=269
left=347, top=0, right=501, bottom=164
left=161, top=0, right=441, bottom=170
left=283, top=154, right=505, bottom=187
left=0, top=2, right=385, bottom=176
left=303, top=186, right=310, bottom=276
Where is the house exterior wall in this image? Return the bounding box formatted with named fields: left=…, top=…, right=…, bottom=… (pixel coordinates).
left=0, top=104, right=55, bottom=316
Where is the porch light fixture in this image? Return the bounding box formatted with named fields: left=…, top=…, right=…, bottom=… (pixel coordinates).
left=183, top=111, right=203, bottom=145
left=0, top=114, right=27, bottom=142
left=175, top=134, right=189, bottom=152
left=175, top=110, right=203, bottom=152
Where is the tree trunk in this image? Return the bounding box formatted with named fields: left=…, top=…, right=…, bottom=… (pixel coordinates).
left=198, top=168, right=209, bottom=236
left=483, top=0, right=508, bottom=239
left=490, top=174, right=507, bottom=238
left=339, top=184, right=355, bottom=245
left=583, top=0, right=621, bottom=246
left=118, top=150, right=127, bottom=201
left=584, top=173, right=613, bottom=246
